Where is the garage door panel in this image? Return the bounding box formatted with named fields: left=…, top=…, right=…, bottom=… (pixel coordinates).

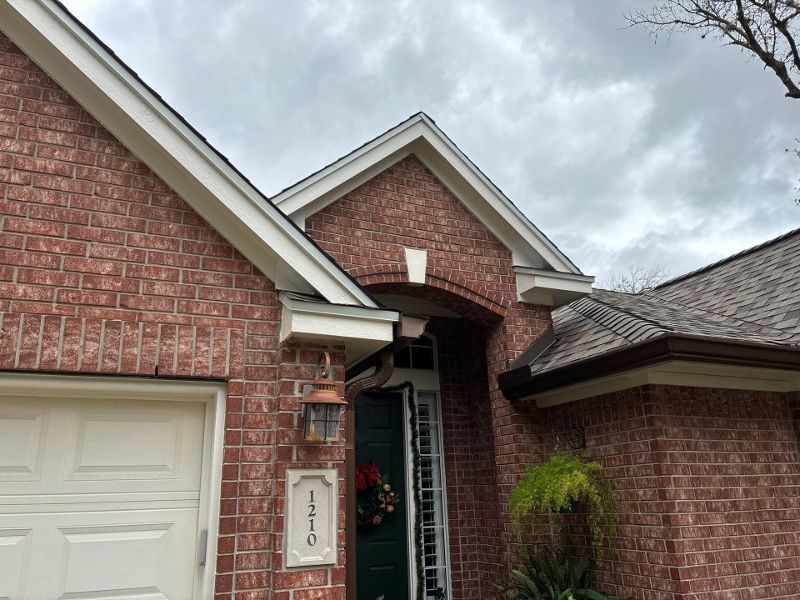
left=0, top=528, right=32, bottom=600
left=2, top=496, right=200, bottom=510
left=52, top=510, right=197, bottom=600
left=0, top=383, right=212, bottom=600
left=62, top=400, right=205, bottom=490
left=0, top=402, right=50, bottom=482
left=66, top=408, right=185, bottom=480
left=1, top=507, right=198, bottom=599
left=0, top=399, right=205, bottom=498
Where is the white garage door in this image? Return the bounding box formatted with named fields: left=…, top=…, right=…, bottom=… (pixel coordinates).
left=0, top=385, right=209, bottom=600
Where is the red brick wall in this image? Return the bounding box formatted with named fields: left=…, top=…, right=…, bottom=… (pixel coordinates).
left=431, top=319, right=502, bottom=598
left=306, top=156, right=515, bottom=308
left=307, top=156, right=552, bottom=596
left=540, top=385, right=800, bottom=600
left=0, top=32, right=346, bottom=600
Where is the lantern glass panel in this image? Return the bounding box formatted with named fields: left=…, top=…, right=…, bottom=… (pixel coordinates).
left=302, top=402, right=342, bottom=441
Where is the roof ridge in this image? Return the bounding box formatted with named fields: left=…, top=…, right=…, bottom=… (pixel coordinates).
left=570, top=293, right=669, bottom=343
left=654, top=226, right=800, bottom=290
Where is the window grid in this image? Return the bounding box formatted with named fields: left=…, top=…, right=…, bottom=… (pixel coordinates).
left=417, top=392, right=449, bottom=600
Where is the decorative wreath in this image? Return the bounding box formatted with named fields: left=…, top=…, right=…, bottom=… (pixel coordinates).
left=356, top=461, right=401, bottom=530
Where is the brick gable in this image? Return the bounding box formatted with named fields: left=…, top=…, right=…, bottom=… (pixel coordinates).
left=307, top=155, right=521, bottom=313
left=0, top=32, right=346, bottom=600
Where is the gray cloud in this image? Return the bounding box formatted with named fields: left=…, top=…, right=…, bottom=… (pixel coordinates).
left=62, top=0, right=800, bottom=282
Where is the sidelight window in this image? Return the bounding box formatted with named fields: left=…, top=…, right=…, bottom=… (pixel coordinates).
left=417, top=391, right=449, bottom=600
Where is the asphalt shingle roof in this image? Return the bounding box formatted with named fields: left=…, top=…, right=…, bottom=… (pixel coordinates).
left=528, top=227, right=800, bottom=375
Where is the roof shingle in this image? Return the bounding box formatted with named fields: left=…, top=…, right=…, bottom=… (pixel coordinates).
left=528, top=228, right=800, bottom=375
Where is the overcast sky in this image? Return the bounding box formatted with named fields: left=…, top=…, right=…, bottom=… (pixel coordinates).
left=61, top=0, right=800, bottom=283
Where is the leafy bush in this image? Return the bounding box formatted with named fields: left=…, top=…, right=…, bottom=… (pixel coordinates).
left=508, top=452, right=616, bottom=558
left=494, top=553, right=626, bottom=600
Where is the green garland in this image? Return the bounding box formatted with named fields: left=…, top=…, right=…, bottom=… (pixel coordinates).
left=379, top=381, right=424, bottom=600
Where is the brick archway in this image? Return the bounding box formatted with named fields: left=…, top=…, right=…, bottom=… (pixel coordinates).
left=353, top=268, right=507, bottom=327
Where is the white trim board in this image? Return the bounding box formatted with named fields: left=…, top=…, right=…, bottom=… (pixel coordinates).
left=0, top=0, right=376, bottom=308
left=0, top=373, right=226, bottom=599
left=528, top=360, right=800, bottom=407
left=514, top=267, right=594, bottom=308
left=278, top=292, right=397, bottom=367
left=274, top=113, right=587, bottom=277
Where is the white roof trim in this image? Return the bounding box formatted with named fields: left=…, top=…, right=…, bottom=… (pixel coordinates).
left=529, top=360, right=800, bottom=407
left=274, top=113, right=582, bottom=274
left=0, top=0, right=377, bottom=308
left=514, top=267, right=594, bottom=308
left=278, top=292, right=398, bottom=367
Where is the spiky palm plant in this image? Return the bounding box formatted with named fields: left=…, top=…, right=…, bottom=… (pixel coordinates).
left=494, top=553, right=627, bottom=600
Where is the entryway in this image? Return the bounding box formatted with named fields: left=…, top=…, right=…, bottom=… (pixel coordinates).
left=0, top=375, right=224, bottom=599
left=355, top=334, right=451, bottom=600
left=356, top=391, right=410, bottom=600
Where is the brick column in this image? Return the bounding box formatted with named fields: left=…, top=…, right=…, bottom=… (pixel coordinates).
left=270, top=342, right=347, bottom=600
left=485, top=302, right=551, bottom=573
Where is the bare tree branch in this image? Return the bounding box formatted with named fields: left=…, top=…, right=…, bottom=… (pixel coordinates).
left=629, top=0, right=800, bottom=206
left=627, top=0, right=800, bottom=98
left=603, top=265, right=672, bottom=294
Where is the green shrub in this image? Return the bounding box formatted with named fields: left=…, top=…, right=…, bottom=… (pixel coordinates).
left=508, top=452, right=617, bottom=558
left=494, top=552, right=627, bottom=600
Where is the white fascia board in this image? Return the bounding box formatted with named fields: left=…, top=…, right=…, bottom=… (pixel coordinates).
left=514, top=267, right=594, bottom=307
left=412, top=115, right=579, bottom=273
left=274, top=117, right=423, bottom=220
left=529, top=360, right=800, bottom=408
left=278, top=292, right=398, bottom=366
left=0, top=0, right=376, bottom=308
left=274, top=114, right=583, bottom=275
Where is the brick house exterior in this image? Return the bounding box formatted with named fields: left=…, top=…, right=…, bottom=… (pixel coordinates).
left=0, top=28, right=353, bottom=599
left=542, top=386, right=800, bottom=599
left=2, top=3, right=800, bottom=600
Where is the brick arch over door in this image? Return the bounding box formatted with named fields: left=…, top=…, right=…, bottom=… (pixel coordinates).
left=355, top=269, right=507, bottom=327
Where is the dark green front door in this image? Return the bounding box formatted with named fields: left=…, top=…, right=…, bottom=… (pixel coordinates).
left=356, top=391, right=409, bottom=600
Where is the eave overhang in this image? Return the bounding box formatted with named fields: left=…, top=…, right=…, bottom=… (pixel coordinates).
left=499, top=333, right=800, bottom=405
left=514, top=267, right=595, bottom=308
left=278, top=292, right=399, bottom=367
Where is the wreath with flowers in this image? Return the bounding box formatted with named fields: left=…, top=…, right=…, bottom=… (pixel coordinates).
left=356, top=461, right=401, bottom=530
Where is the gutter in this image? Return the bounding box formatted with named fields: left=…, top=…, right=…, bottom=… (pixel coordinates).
left=499, top=333, right=800, bottom=400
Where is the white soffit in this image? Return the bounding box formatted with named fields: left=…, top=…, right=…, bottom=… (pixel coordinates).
left=278, top=293, right=398, bottom=367
left=0, top=0, right=376, bottom=308
left=514, top=267, right=594, bottom=308
left=274, top=113, right=584, bottom=276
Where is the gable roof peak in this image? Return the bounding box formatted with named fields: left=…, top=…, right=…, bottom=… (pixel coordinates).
left=274, top=112, right=586, bottom=278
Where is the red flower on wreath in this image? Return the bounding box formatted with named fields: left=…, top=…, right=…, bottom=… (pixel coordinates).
left=355, top=461, right=400, bottom=530
left=355, top=461, right=380, bottom=491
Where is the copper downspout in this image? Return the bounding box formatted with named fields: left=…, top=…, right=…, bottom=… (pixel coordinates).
left=344, top=348, right=395, bottom=600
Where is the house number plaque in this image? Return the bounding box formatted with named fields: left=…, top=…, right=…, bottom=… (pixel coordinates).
left=285, top=468, right=338, bottom=568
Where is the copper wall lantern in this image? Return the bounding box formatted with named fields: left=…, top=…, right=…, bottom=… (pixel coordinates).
left=300, top=352, right=346, bottom=442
